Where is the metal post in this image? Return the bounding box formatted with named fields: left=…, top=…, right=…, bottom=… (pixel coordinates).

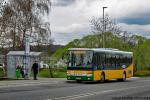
left=102, top=7, right=107, bottom=48
left=24, top=34, right=30, bottom=79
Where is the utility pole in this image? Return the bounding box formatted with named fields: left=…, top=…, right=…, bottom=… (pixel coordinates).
left=24, top=34, right=30, bottom=79
left=102, top=7, right=107, bottom=48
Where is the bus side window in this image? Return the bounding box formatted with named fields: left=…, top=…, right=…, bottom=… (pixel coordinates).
left=116, top=54, right=120, bottom=69
left=120, top=55, right=124, bottom=68
left=111, top=53, right=115, bottom=69
left=108, top=53, right=112, bottom=69
left=116, top=57, right=119, bottom=69
left=118, top=54, right=121, bottom=68
left=71, top=53, right=75, bottom=66
left=125, top=56, right=128, bottom=66
left=123, top=55, right=126, bottom=66
left=97, top=53, right=100, bottom=69
left=99, top=54, right=103, bottom=69
left=97, top=53, right=101, bottom=69
left=127, top=54, right=132, bottom=66
left=100, top=53, right=105, bottom=69
left=104, top=53, right=110, bottom=70
left=130, top=55, right=132, bottom=63
left=110, top=56, right=114, bottom=69
left=115, top=56, right=117, bottom=68
left=99, top=53, right=105, bottom=69
left=92, top=53, right=97, bottom=69
left=104, top=53, right=107, bottom=69
left=118, top=56, right=120, bottom=69
left=92, top=54, right=95, bottom=66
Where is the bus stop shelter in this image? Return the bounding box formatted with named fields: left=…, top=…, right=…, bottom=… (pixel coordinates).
left=7, top=51, right=41, bottom=79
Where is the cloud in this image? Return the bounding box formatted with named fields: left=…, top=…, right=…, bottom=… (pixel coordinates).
left=107, top=0, right=150, bottom=25
left=118, top=17, right=150, bottom=25
left=118, top=23, right=150, bottom=36
left=49, top=0, right=150, bottom=45
left=51, top=23, right=91, bottom=45
left=52, top=0, right=75, bottom=6
left=52, top=23, right=90, bottom=34
left=108, top=0, right=150, bottom=18
left=50, top=0, right=100, bottom=44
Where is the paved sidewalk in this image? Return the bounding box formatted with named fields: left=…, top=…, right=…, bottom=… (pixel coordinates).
left=0, top=78, right=66, bottom=88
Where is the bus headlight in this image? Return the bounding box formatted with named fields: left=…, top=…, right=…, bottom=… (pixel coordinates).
left=87, top=74, right=92, bottom=77
left=82, top=74, right=87, bottom=76
left=67, top=72, right=71, bottom=76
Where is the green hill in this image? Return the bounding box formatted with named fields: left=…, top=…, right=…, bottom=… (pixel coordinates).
left=52, top=32, right=149, bottom=70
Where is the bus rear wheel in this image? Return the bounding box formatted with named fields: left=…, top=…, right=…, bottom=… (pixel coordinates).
left=100, top=73, right=105, bottom=83
left=118, top=72, right=126, bottom=82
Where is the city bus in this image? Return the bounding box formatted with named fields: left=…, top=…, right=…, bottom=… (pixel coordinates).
left=66, top=48, right=133, bottom=82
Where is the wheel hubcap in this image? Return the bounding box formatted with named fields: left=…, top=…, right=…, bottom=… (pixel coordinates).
left=123, top=73, right=126, bottom=81
left=101, top=74, right=104, bottom=82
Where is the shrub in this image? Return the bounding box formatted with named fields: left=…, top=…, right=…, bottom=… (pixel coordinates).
left=134, top=70, right=150, bottom=77
left=0, top=68, right=4, bottom=77
left=38, top=68, right=66, bottom=78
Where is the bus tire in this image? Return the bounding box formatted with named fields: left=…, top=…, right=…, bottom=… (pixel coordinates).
left=76, top=80, right=82, bottom=83
left=100, top=73, right=105, bottom=83
left=117, top=72, right=126, bottom=82
left=122, top=72, right=126, bottom=81
left=119, top=72, right=126, bottom=82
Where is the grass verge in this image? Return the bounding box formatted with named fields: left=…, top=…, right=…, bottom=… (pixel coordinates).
left=134, top=70, right=150, bottom=77
left=38, top=68, right=66, bottom=78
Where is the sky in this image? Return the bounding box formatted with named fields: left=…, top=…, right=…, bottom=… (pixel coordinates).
left=50, top=0, right=150, bottom=45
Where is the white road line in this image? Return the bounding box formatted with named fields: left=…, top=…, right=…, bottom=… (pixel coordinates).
left=47, top=85, right=150, bottom=100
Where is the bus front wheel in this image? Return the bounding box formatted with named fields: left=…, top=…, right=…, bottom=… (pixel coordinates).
left=118, top=72, right=126, bottom=82
left=76, top=80, right=82, bottom=83
left=100, top=73, right=105, bottom=83
left=122, top=72, right=126, bottom=81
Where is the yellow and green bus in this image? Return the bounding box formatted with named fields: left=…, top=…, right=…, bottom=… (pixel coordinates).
left=66, top=48, right=134, bottom=82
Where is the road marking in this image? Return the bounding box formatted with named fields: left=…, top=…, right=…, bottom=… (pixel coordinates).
left=47, top=85, right=150, bottom=100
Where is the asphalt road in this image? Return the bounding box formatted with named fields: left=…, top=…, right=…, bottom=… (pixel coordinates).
left=0, top=78, right=150, bottom=100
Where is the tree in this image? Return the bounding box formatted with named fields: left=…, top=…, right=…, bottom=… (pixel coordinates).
left=90, top=15, right=139, bottom=48
left=0, top=0, right=51, bottom=51
left=90, top=15, right=122, bottom=47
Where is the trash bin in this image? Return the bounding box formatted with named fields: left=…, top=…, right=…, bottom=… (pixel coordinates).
left=16, top=69, right=20, bottom=79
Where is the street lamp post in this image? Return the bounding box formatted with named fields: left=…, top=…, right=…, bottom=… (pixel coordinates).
left=102, top=7, right=107, bottom=48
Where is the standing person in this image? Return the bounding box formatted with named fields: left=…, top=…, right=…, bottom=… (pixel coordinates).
left=16, top=65, right=21, bottom=79
left=32, top=61, right=39, bottom=80
left=20, top=66, right=25, bottom=78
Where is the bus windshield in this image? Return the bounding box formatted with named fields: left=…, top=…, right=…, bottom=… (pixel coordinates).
left=68, top=51, right=93, bottom=68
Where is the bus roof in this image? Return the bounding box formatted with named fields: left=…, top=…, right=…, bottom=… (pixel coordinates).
left=68, top=48, right=133, bottom=54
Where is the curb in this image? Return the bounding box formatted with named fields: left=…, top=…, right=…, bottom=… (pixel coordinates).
left=0, top=78, right=66, bottom=88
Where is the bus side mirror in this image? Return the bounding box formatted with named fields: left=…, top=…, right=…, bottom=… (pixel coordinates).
left=62, top=54, right=64, bottom=60
left=62, top=52, right=68, bottom=61
left=62, top=52, right=66, bottom=60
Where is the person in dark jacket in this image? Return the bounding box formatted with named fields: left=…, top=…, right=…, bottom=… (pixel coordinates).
left=32, top=61, right=39, bottom=80
left=20, top=66, right=25, bottom=78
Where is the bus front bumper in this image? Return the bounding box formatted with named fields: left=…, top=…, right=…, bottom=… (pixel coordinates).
left=67, top=76, right=93, bottom=81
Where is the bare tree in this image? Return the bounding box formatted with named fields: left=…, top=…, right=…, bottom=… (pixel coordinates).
left=91, top=15, right=121, bottom=35
left=90, top=15, right=122, bottom=47
left=90, top=15, right=138, bottom=47
left=0, top=0, right=51, bottom=50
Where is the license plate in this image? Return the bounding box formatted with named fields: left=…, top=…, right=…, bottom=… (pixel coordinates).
left=76, top=77, right=81, bottom=80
